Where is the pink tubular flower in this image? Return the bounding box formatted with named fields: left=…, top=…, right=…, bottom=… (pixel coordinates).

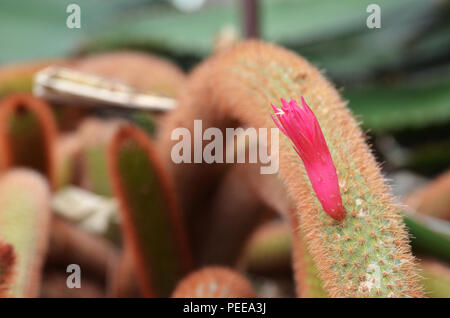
left=271, top=97, right=346, bottom=221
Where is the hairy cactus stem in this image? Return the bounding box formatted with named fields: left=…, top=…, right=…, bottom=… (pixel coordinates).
left=157, top=40, right=423, bottom=297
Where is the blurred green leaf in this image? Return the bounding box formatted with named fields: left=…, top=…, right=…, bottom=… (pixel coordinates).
left=0, top=0, right=151, bottom=63
left=345, top=74, right=450, bottom=133
left=404, top=211, right=450, bottom=263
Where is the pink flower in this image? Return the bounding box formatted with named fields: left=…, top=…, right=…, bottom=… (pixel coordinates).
left=271, top=97, right=346, bottom=221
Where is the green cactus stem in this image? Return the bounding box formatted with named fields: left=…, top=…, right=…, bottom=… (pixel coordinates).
left=0, top=94, right=58, bottom=189
left=108, top=125, right=192, bottom=297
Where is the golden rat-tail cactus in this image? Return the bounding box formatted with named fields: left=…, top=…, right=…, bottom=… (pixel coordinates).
left=0, top=169, right=51, bottom=297
left=172, top=267, right=255, bottom=298
left=0, top=240, right=16, bottom=297
left=0, top=94, right=58, bottom=188
left=158, top=40, right=423, bottom=297
left=108, top=125, right=192, bottom=297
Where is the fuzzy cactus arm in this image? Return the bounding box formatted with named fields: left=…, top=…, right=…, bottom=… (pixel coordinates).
left=172, top=267, right=255, bottom=298
left=158, top=41, right=423, bottom=297
left=0, top=169, right=51, bottom=297
left=108, top=125, right=192, bottom=297
left=0, top=94, right=58, bottom=189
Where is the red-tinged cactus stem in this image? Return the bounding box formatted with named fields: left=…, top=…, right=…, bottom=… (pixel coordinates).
left=405, top=170, right=450, bottom=221
left=0, top=169, right=51, bottom=297
left=158, top=40, right=423, bottom=297
left=172, top=267, right=255, bottom=298
left=0, top=240, right=16, bottom=298
left=108, top=125, right=193, bottom=297
left=0, top=94, right=58, bottom=189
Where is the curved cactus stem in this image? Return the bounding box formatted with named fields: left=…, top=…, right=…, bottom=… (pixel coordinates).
left=0, top=240, right=16, bottom=298
left=0, top=94, right=58, bottom=189
left=158, top=40, right=423, bottom=297
left=172, top=267, right=255, bottom=298
left=108, top=125, right=192, bottom=297
left=0, top=169, right=51, bottom=297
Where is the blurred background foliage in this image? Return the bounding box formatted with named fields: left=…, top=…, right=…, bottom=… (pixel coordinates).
left=1, top=0, right=449, bottom=165
left=0, top=0, right=448, bottom=184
